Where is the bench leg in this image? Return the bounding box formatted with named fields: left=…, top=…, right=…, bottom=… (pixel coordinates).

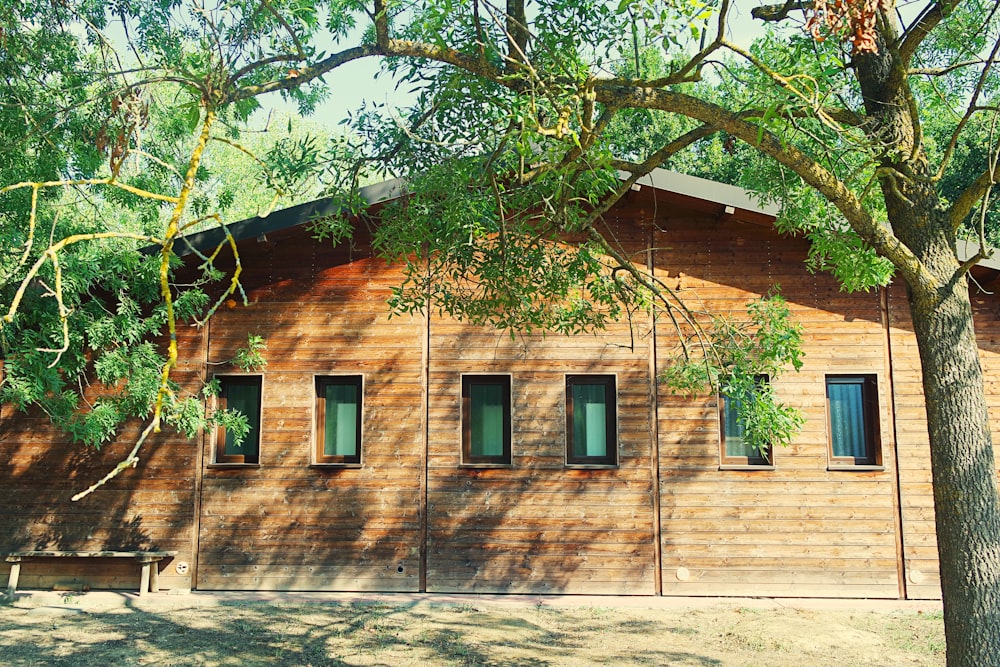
left=149, top=561, right=160, bottom=593
left=6, top=560, right=21, bottom=596
left=139, top=562, right=150, bottom=596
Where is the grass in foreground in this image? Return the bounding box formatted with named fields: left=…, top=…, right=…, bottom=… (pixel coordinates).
left=0, top=594, right=944, bottom=666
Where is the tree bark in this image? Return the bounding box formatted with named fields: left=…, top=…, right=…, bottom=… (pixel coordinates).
left=853, top=19, right=1000, bottom=666
left=906, top=237, right=1000, bottom=667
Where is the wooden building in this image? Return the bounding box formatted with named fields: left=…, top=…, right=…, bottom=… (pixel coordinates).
left=3, top=169, right=999, bottom=599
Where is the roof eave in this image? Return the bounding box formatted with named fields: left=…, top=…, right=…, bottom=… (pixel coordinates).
left=172, top=177, right=406, bottom=257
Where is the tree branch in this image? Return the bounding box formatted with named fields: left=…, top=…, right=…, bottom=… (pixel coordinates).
left=229, top=52, right=307, bottom=86
left=612, top=124, right=721, bottom=187
left=592, top=83, right=929, bottom=286
left=936, top=33, right=1000, bottom=181
left=910, top=59, right=986, bottom=77
left=153, top=108, right=217, bottom=430
left=229, top=44, right=379, bottom=102
left=898, top=0, right=962, bottom=67
left=948, top=156, right=1000, bottom=231
left=649, top=0, right=730, bottom=85
left=373, top=0, right=390, bottom=48
left=506, top=0, right=529, bottom=70
left=751, top=0, right=807, bottom=22
left=720, top=36, right=857, bottom=134
left=259, top=0, right=306, bottom=60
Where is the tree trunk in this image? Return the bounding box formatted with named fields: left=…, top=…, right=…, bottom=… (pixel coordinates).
left=849, top=19, right=1000, bottom=664
left=906, top=239, right=1000, bottom=666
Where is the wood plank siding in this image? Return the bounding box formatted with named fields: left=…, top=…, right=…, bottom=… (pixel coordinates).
left=0, top=326, right=204, bottom=592
left=194, top=230, right=425, bottom=592
left=425, top=214, right=656, bottom=594
left=3, top=171, right=999, bottom=599
left=620, top=187, right=903, bottom=599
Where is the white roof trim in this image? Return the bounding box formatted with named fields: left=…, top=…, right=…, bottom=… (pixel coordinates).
left=358, top=177, right=407, bottom=206
left=631, top=169, right=1000, bottom=272
left=956, top=238, right=1000, bottom=272
left=627, top=169, right=781, bottom=216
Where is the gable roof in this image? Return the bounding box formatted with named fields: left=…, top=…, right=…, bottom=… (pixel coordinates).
left=171, top=169, right=1000, bottom=273
left=629, top=169, right=781, bottom=217
left=173, top=178, right=405, bottom=257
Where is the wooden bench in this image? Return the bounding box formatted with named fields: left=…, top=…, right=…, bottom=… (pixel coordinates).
left=4, top=551, right=178, bottom=597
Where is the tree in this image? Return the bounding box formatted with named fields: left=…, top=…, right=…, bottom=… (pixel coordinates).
left=0, top=1, right=998, bottom=664
left=343, top=5, right=1000, bottom=663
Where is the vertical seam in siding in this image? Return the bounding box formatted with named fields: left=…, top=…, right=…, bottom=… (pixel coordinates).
left=419, top=254, right=430, bottom=593
left=648, top=225, right=663, bottom=596
left=191, top=316, right=210, bottom=591
left=882, top=285, right=908, bottom=599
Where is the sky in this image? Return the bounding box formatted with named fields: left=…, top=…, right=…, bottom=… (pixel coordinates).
left=256, top=3, right=776, bottom=131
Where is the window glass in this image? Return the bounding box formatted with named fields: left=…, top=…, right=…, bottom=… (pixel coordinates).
left=315, top=376, right=362, bottom=464
left=827, top=375, right=879, bottom=465
left=566, top=375, right=616, bottom=465
left=723, top=394, right=754, bottom=457
left=572, top=383, right=608, bottom=457
left=462, top=375, right=511, bottom=465
left=323, top=383, right=359, bottom=456
left=720, top=378, right=771, bottom=466
left=470, top=383, right=505, bottom=457
left=215, top=376, right=261, bottom=464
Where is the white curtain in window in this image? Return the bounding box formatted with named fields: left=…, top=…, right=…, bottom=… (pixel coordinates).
left=829, top=381, right=867, bottom=458
left=325, top=384, right=358, bottom=456
left=573, top=383, right=607, bottom=457
left=472, top=383, right=504, bottom=456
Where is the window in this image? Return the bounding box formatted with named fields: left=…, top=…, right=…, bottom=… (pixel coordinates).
left=565, top=375, right=617, bottom=466
left=826, top=375, right=881, bottom=466
left=214, top=375, right=262, bottom=465
left=315, top=376, right=363, bottom=465
left=461, top=375, right=512, bottom=465
left=720, top=382, right=772, bottom=466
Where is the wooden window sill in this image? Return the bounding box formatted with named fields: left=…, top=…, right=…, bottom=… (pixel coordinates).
left=827, top=464, right=885, bottom=472
left=719, top=464, right=776, bottom=471
left=310, top=463, right=363, bottom=469
left=459, top=463, right=513, bottom=469
left=207, top=463, right=260, bottom=469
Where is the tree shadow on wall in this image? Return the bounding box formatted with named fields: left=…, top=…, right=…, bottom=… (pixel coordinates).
left=0, top=407, right=191, bottom=590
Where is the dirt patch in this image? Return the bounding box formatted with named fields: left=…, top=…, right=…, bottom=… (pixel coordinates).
left=0, top=592, right=944, bottom=666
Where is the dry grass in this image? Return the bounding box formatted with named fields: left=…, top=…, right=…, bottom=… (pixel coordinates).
left=0, top=592, right=944, bottom=666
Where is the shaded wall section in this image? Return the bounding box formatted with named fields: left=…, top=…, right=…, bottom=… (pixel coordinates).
left=424, top=219, right=658, bottom=595
left=194, top=229, right=424, bottom=591
left=625, top=184, right=903, bottom=599
left=0, top=326, right=204, bottom=592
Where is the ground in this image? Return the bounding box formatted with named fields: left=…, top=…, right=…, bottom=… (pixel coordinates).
left=0, top=591, right=944, bottom=666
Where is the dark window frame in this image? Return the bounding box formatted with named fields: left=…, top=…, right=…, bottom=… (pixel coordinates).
left=565, top=374, right=618, bottom=467
left=461, top=374, right=512, bottom=466
left=826, top=374, right=881, bottom=467
left=314, top=375, right=364, bottom=465
left=719, top=376, right=772, bottom=467
left=213, top=375, right=262, bottom=465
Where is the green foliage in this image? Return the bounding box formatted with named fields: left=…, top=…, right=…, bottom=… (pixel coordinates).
left=212, top=407, right=252, bottom=447
left=660, top=292, right=805, bottom=452
left=617, top=0, right=715, bottom=50
left=375, top=152, right=647, bottom=335
left=0, top=3, right=345, bottom=450
left=233, top=334, right=268, bottom=372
